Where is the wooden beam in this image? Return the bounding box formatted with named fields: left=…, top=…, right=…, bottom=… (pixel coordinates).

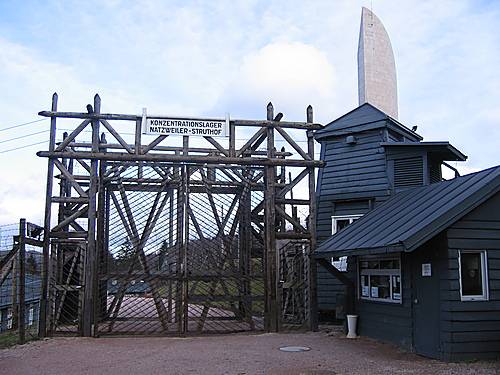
left=38, top=151, right=325, bottom=168
left=276, top=232, right=311, bottom=240
left=264, top=102, right=278, bottom=332
left=51, top=205, right=89, bottom=232
left=277, top=168, right=309, bottom=199
left=100, top=119, right=134, bottom=154
left=307, top=106, right=319, bottom=331
left=316, top=258, right=354, bottom=287
left=233, top=119, right=323, bottom=130
left=40, top=92, right=58, bottom=338
left=82, top=94, right=101, bottom=337
left=53, top=159, right=88, bottom=197
left=204, top=136, right=229, bottom=157
left=54, top=119, right=91, bottom=152
left=275, top=205, right=307, bottom=232
left=236, top=127, right=267, bottom=157
left=275, top=126, right=312, bottom=161
left=142, top=135, right=169, bottom=154
left=39, top=109, right=324, bottom=130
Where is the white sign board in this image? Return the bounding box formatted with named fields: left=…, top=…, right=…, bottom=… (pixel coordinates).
left=422, top=263, right=432, bottom=277
left=144, top=116, right=229, bottom=137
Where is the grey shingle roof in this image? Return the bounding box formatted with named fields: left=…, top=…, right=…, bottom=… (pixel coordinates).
left=315, top=165, right=500, bottom=257
left=314, top=103, right=423, bottom=141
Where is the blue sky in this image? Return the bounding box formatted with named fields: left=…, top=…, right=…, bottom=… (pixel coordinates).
left=0, top=0, right=499, bottom=225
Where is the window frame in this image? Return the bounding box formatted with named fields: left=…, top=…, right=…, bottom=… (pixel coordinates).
left=458, top=250, right=489, bottom=302
left=331, top=214, right=362, bottom=235
left=358, top=255, right=402, bottom=304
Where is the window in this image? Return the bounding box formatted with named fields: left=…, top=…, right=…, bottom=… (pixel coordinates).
left=359, top=256, right=401, bottom=303
left=459, top=250, right=489, bottom=301
left=7, top=310, right=12, bottom=330
left=28, top=307, right=34, bottom=326
left=331, top=215, right=362, bottom=235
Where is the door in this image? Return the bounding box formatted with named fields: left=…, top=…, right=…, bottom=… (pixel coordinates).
left=411, top=248, right=441, bottom=358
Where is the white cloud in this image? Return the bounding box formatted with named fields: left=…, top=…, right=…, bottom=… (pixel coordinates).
left=216, top=41, right=337, bottom=121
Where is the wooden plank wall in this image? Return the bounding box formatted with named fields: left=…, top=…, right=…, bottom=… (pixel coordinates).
left=316, top=129, right=391, bottom=242
left=442, top=191, right=500, bottom=360
left=316, top=263, right=346, bottom=318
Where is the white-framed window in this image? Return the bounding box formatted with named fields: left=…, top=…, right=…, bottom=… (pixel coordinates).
left=7, top=310, right=13, bottom=330
left=458, top=250, right=489, bottom=301
left=28, top=307, right=34, bottom=326
left=359, top=256, right=402, bottom=303
left=331, top=214, right=362, bottom=235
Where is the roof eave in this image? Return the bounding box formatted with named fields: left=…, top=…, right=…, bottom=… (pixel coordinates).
left=381, top=142, right=468, bottom=161
left=314, top=243, right=405, bottom=258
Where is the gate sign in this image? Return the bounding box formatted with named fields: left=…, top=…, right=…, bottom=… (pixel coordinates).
left=144, top=116, right=229, bottom=137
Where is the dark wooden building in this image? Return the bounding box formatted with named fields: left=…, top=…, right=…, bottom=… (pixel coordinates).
left=314, top=103, right=500, bottom=360
left=314, top=103, right=465, bottom=320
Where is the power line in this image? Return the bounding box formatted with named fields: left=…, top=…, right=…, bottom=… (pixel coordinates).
left=0, top=118, right=47, bottom=132
left=0, top=140, right=47, bottom=154
left=0, top=129, right=50, bottom=144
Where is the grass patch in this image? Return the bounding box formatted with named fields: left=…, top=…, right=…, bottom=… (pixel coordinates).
left=0, top=328, right=40, bottom=349
left=0, top=331, right=19, bottom=349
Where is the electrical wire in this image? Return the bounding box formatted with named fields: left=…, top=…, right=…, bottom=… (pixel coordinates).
left=0, top=129, right=50, bottom=144
left=0, top=140, right=47, bottom=154
left=0, top=118, right=47, bottom=132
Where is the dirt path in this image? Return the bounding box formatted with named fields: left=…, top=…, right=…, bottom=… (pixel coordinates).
left=1, top=328, right=498, bottom=375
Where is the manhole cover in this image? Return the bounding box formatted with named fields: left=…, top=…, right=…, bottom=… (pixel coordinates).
left=279, top=346, right=311, bottom=352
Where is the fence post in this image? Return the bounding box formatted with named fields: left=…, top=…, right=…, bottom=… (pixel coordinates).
left=40, top=92, right=58, bottom=338
left=18, top=219, right=26, bottom=344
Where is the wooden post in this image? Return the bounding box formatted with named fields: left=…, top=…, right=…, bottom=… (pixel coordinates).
left=238, top=175, right=252, bottom=324
left=181, top=137, right=189, bottom=333
left=94, top=132, right=107, bottom=337
left=182, top=165, right=189, bottom=333
left=229, top=114, right=236, bottom=157
left=82, top=94, right=100, bottom=337
left=39, top=92, right=57, bottom=338
left=136, top=114, right=143, bottom=179
left=307, top=105, right=318, bottom=331
left=175, top=152, right=184, bottom=332
left=11, top=250, right=18, bottom=331
left=18, top=219, right=26, bottom=344
left=167, top=187, right=174, bottom=322
left=135, top=111, right=143, bottom=155
left=264, top=102, right=278, bottom=332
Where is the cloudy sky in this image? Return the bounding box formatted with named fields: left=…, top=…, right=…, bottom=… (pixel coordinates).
left=0, top=0, right=499, bottom=225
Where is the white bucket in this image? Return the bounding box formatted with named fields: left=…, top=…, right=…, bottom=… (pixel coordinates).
left=346, top=314, right=358, bottom=338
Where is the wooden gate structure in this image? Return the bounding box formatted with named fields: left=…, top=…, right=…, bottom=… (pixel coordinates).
left=36, top=93, right=323, bottom=336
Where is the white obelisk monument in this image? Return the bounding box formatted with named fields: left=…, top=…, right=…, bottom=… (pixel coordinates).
left=358, top=7, right=399, bottom=119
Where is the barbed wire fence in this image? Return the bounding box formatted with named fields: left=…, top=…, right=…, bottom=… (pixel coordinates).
left=0, top=219, right=43, bottom=347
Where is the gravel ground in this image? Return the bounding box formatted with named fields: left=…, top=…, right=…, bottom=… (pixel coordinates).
left=1, top=327, right=499, bottom=375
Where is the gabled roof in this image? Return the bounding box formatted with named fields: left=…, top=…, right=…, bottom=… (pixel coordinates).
left=314, top=102, right=422, bottom=141
left=315, top=165, right=500, bottom=257
left=381, top=141, right=467, bottom=161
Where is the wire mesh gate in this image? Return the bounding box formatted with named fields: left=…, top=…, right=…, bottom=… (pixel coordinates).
left=38, top=94, right=323, bottom=337
left=97, top=163, right=265, bottom=334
